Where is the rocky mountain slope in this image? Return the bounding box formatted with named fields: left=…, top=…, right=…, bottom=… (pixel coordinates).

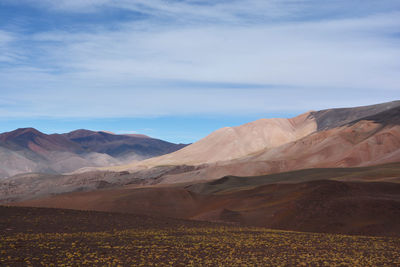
left=94, top=111, right=316, bottom=171
left=90, top=101, right=400, bottom=184
left=0, top=128, right=186, bottom=178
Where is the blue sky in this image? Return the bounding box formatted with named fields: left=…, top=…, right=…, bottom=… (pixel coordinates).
left=0, top=0, right=399, bottom=143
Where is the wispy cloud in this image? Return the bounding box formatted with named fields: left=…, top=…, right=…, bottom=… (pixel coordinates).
left=0, top=0, right=399, bottom=118
left=0, top=30, right=20, bottom=62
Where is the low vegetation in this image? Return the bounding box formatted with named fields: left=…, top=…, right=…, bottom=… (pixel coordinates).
left=1, top=206, right=400, bottom=266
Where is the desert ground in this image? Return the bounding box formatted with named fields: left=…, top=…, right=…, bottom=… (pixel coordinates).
left=2, top=206, right=400, bottom=266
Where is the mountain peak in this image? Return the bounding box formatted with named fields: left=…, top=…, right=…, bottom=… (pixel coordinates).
left=310, top=100, right=400, bottom=131
left=12, top=127, right=42, bottom=134
left=0, top=127, right=45, bottom=142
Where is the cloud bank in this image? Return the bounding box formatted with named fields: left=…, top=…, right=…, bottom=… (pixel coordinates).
left=0, top=0, right=399, bottom=118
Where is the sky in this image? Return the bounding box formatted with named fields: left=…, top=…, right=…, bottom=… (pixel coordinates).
left=0, top=0, right=399, bottom=143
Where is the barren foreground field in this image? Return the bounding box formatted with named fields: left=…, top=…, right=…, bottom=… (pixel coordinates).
left=1, top=206, right=400, bottom=266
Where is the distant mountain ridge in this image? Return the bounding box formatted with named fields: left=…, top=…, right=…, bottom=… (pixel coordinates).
left=0, top=128, right=187, bottom=178
left=0, top=128, right=82, bottom=154
left=62, top=129, right=186, bottom=158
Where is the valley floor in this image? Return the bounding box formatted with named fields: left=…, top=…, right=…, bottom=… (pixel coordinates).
left=1, top=206, right=400, bottom=266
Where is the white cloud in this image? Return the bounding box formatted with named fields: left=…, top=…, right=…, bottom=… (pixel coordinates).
left=0, top=30, right=20, bottom=62
left=0, top=1, right=399, bottom=118
left=12, top=0, right=301, bottom=21
left=0, top=30, right=14, bottom=44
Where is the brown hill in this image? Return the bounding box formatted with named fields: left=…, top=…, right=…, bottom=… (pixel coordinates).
left=91, top=111, right=316, bottom=172
left=92, top=101, right=400, bottom=184
left=138, top=119, right=400, bottom=185
left=221, top=120, right=400, bottom=176
left=13, top=169, right=400, bottom=236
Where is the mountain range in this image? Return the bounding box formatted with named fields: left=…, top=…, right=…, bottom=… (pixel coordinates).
left=2, top=100, right=400, bottom=236
left=89, top=100, right=400, bottom=183
left=0, top=128, right=187, bottom=178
